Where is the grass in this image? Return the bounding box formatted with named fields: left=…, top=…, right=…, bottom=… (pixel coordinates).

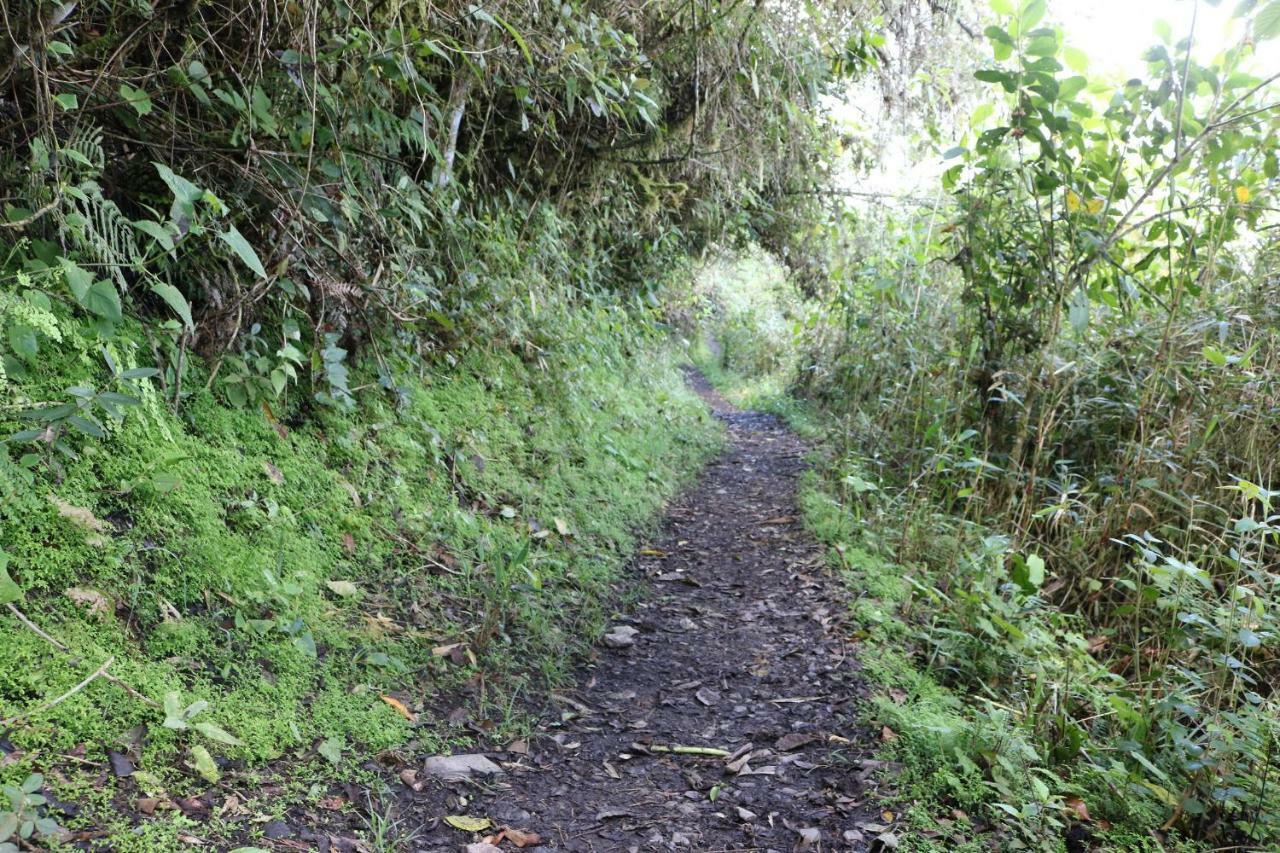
left=0, top=304, right=721, bottom=845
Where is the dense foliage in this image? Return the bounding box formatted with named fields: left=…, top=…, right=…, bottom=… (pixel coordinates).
left=698, top=0, right=1280, bottom=847
left=0, top=0, right=906, bottom=846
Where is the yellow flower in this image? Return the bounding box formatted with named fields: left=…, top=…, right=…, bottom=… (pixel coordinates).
left=1235, top=185, right=1251, bottom=204
left=1087, top=198, right=1105, bottom=215
left=1066, top=190, right=1082, bottom=213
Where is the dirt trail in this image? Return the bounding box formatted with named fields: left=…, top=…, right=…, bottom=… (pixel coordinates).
left=413, top=371, right=884, bottom=851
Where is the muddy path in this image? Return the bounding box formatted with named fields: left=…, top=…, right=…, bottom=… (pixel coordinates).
left=409, top=371, right=886, bottom=851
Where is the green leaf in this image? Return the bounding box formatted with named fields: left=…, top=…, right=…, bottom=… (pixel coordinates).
left=151, top=283, right=193, bottom=329
left=989, top=0, right=1015, bottom=13
left=8, top=324, right=39, bottom=361
left=54, top=93, right=78, bottom=111
left=118, top=84, right=153, bottom=116
left=0, top=551, right=23, bottom=605
left=132, top=219, right=175, bottom=251
left=190, top=745, right=219, bottom=783
left=1257, top=1, right=1280, bottom=39
left=59, top=257, right=93, bottom=301
left=153, top=162, right=203, bottom=220
left=317, top=736, right=343, bottom=765
left=47, top=40, right=74, bottom=57
left=1026, top=554, right=1045, bottom=588
left=219, top=225, right=267, bottom=278
left=163, top=690, right=188, bottom=729
left=193, top=721, right=243, bottom=746
left=82, top=281, right=122, bottom=322
left=1202, top=346, right=1228, bottom=366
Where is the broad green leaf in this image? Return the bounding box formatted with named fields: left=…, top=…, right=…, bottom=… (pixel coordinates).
left=1026, top=554, right=1045, bottom=588
left=60, top=257, right=93, bottom=301
left=193, top=720, right=243, bottom=746
left=151, top=283, right=193, bottom=328
left=82, top=281, right=122, bottom=321
left=1256, top=1, right=1280, bottom=39
left=190, top=745, right=219, bottom=783
left=54, top=93, right=78, bottom=111
left=132, top=219, right=174, bottom=251
left=325, top=580, right=360, bottom=597
left=153, top=162, right=203, bottom=220
left=118, top=84, right=153, bottom=116
left=219, top=225, right=267, bottom=278
left=0, top=551, right=23, bottom=605
left=989, top=0, right=1015, bottom=13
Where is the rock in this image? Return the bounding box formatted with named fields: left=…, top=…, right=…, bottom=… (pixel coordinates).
left=601, top=625, right=639, bottom=648
left=263, top=819, right=292, bottom=839
left=464, top=844, right=502, bottom=853
left=422, top=753, right=505, bottom=781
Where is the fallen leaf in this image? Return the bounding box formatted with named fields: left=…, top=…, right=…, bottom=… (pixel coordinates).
left=775, top=732, right=816, bottom=751
left=326, top=580, right=359, bottom=598
left=795, top=826, right=821, bottom=848
left=317, top=795, right=346, bottom=811
left=341, top=532, right=356, bottom=554
left=881, top=810, right=896, bottom=823
left=695, top=687, right=720, bottom=706
left=136, top=798, right=159, bottom=815
left=554, top=517, right=572, bottom=536
left=445, top=815, right=492, bottom=832
left=262, top=461, right=284, bottom=484
left=399, top=769, right=422, bottom=791
left=422, top=754, right=504, bottom=781
left=639, top=548, right=667, bottom=557
left=501, top=827, right=541, bottom=847
left=595, top=808, right=632, bottom=821
left=601, top=625, right=639, bottom=649
left=874, top=831, right=900, bottom=849
left=880, top=725, right=898, bottom=741
left=379, top=695, right=417, bottom=722
left=888, top=689, right=907, bottom=705
left=107, top=750, right=134, bottom=778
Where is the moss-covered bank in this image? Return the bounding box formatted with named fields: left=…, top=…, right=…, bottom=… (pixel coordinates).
left=0, top=302, right=719, bottom=846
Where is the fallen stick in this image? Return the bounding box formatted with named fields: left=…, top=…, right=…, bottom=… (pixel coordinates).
left=633, top=742, right=730, bottom=757
left=7, top=603, right=160, bottom=709
left=0, top=656, right=115, bottom=726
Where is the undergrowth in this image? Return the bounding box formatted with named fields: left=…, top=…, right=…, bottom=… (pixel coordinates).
left=0, top=300, right=719, bottom=846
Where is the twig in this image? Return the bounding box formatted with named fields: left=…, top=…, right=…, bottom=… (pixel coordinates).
left=6, top=603, right=160, bottom=709
left=634, top=742, right=730, bottom=757
left=0, top=656, right=115, bottom=726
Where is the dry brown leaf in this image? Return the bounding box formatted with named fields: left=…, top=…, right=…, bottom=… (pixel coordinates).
left=1065, top=795, right=1091, bottom=822
left=399, top=769, right=423, bottom=791
left=501, top=827, right=541, bottom=848
left=263, top=461, right=285, bottom=484
left=379, top=694, right=417, bottom=722
left=880, top=726, right=898, bottom=741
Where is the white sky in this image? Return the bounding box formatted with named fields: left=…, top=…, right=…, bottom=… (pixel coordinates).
left=843, top=0, right=1277, bottom=198
left=1056, top=0, right=1264, bottom=78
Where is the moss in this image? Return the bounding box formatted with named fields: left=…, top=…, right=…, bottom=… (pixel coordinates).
left=0, top=306, right=721, bottom=842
